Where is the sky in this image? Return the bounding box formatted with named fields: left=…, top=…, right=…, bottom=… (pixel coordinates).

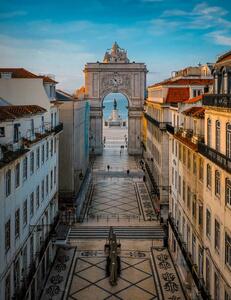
left=0, top=0, right=231, bottom=92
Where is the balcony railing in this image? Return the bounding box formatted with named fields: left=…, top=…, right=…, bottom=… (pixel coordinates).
left=168, top=215, right=210, bottom=300
left=198, top=142, right=231, bottom=173
left=166, top=123, right=175, bottom=135
left=53, top=122, right=63, bottom=135
left=202, top=94, right=231, bottom=108
left=144, top=113, right=169, bottom=130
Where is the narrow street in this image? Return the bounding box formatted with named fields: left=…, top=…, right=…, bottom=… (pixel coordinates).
left=42, top=129, right=187, bottom=300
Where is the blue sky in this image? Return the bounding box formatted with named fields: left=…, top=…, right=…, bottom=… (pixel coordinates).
left=0, top=0, right=231, bottom=92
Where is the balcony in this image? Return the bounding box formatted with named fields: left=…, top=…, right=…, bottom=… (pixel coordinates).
left=168, top=215, right=210, bottom=300
left=166, top=123, right=175, bottom=135
left=144, top=113, right=168, bottom=130
left=202, top=94, right=231, bottom=108
left=198, top=142, right=231, bottom=173
left=0, top=143, right=29, bottom=169
left=53, top=122, right=63, bottom=135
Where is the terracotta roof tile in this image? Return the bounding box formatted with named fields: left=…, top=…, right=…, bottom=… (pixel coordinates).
left=166, top=88, right=190, bottom=103
left=149, top=78, right=213, bottom=88
left=0, top=68, right=57, bottom=83
left=182, top=106, right=205, bottom=118
left=183, top=94, right=203, bottom=103
left=0, top=105, right=46, bottom=121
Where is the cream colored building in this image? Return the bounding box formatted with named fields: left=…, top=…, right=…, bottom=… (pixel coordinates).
left=145, top=65, right=213, bottom=221
left=167, top=53, right=231, bottom=300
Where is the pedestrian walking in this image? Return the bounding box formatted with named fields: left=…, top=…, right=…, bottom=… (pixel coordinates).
left=107, top=165, right=110, bottom=171
left=127, top=169, right=130, bottom=175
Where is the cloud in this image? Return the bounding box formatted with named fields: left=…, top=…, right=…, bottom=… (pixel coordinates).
left=208, top=31, right=231, bottom=46
left=0, top=10, right=27, bottom=19
left=0, top=34, right=97, bottom=92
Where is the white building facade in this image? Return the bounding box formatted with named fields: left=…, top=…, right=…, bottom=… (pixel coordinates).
left=0, top=68, right=62, bottom=300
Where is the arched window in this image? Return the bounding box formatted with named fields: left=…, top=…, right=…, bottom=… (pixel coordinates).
left=226, top=123, right=231, bottom=158
left=215, top=170, right=220, bottom=197
left=215, top=121, right=220, bottom=152
left=207, top=118, right=211, bottom=147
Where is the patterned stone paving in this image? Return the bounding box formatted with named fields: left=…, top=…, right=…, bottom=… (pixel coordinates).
left=67, top=250, right=157, bottom=300
left=87, top=179, right=141, bottom=219
left=151, top=247, right=187, bottom=300
left=136, top=182, right=156, bottom=221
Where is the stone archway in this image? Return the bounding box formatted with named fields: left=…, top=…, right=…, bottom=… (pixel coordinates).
left=84, top=42, right=147, bottom=155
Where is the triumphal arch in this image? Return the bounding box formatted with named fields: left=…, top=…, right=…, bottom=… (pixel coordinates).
left=84, top=42, right=147, bottom=155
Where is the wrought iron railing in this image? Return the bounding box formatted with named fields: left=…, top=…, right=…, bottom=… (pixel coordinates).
left=166, top=123, right=175, bottom=135
left=198, top=142, right=231, bottom=173
left=144, top=113, right=169, bottom=130
left=168, top=215, right=211, bottom=300
left=202, top=94, right=231, bottom=108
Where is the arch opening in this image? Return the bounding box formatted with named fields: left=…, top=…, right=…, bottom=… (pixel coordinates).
left=102, top=92, right=129, bottom=153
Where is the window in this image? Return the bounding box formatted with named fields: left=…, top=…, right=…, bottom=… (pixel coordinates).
left=41, top=116, right=45, bottom=132
left=187, top=186, right=191, bottom=210
left=31, top=119, right=34, bottom=137
left=172, top=139, right=174, bottom=154
left=23, top=157, right=28, bottom=180
left=206, top=209, right=211, bottom=238
left=0, top=126, right=5, bottom=137
left=36, top=186, right=40, bottom=208
left=51, top=139, right=53, bottom=156
left=198, top=246, right=203, bottom=277
left=15, top=163, right=20, bottom=188
left=23, top=199, right=27, bottom=226
left=30, top=152, right=34, bottom=175
left=46, top=175, right=49, bottom=195
left=5, top=169, right=11, bottom=197
left=54, top=166, right=56, bottom=185
left=216, top=121, right=221, bottom=152
left=54, top=112, right=57, bottom=126
left=30, top=235, right=34, bottom=263
left=199, top=158, right=204, bottom=181
left=15, top=209, right=20, bottom=238
left=5, top=219, right=11, bottom=252
left=226, top=178, right=231, bottom=207
left=51, top=112, right=54, bottom=128
left=207, top=164, right=211, bottom=188
left=175, top=170, right=177, bottom=190
left=192, top=194, right=196, bottom=219
left=193, top=154, right=197, bottom=175
left=30, top=193, right=34, bottom=218
left=178, top=175, right=181, bottom=195
left=226, top=123, right=231, bottom=158
left=13, top=123, right=20, bottom=143
left=206, top=257, right=210, bottom=293
left=50, top=170, right=53, bottom=190
left=198, top=204, right=203, bottom=227
left=5, top=273, right=11, bottom=300
left=215, top=171, right=220, bottom=197
left=42, top=144, right=45, bottom=164
left=46, top=141, right=49, bottom=160
left=215, top=219, right=220, bottom=251
left=54, top=137, right=57, bottom=153
left=179, top=144, right=182, bottom=161
left=41, top=180, right=45, bottom=201
left=192, top=234, right=196, bottom=263
left=225, top=291, right=231, bottom=300
left=172, top=167, right=174, bottom=185
left=187, top=150, right=191, bottom=170
left=214, top=272, right=220, bottom=300
left=183, top=147, right=186, bottom=164
left=225, top=232, right=231, bottom=268
left=207, top=118, right=211, bottom=147
left=36, top=147, right=40, bottom=169
left=183, top=180, right=186, bottom=202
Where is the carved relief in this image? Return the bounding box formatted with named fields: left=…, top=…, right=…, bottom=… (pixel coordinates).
left=101, top=72, right=131, bottom=96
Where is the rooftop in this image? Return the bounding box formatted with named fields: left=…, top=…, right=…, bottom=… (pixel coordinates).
left=182, top=106, right=205, bottom=119
left=166, top=87, right=189, bottom=103
left=183, top=94, right=203, bottom=104
left=149, top=78, right=213, bottom=88
left=0, top=105, right=47, bottom=121
left=0, top=68, right=58, bottom=83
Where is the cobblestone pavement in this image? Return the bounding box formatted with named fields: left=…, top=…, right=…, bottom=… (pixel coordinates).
left=56, top=128, right=186, bottom=300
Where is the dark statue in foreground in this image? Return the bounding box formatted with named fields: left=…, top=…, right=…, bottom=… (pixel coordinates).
left=105, top=226, right=121, bottom=285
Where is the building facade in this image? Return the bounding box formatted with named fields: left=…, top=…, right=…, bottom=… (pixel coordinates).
left=167, top=53, right=231, bottom=299
left=0, top=69, right=62, bottom=300
left=144, top=65, right=213, bottom=221
left=57, top=90, right=90, bottom=216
